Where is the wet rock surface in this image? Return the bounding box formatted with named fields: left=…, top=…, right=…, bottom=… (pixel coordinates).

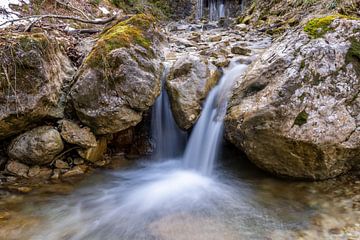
left=225, top=19, right=360, bottom=180
left=166, top=55, right=220, bottom=129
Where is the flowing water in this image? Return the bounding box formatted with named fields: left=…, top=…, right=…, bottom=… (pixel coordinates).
left=183, top=63, right=247, bottom=174
left=151, top=64, right=187, bottom=160
left=196, top=0, right=226, bottom=21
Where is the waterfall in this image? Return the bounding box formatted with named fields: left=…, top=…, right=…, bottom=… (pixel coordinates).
left=196, top=0, right=204, bottom=20
left=197, top=0, right=226, bottom=21
left=209, top=0, right=225, bottom=21
left=183, top=63, right=248, bottom=175
left=151, top=64, right=186, bottom=160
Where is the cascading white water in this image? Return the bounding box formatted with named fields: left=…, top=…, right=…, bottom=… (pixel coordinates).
left=196, top=0, right=204, bottom=20
left=209, top=0, right=225, bottom=21
left=197, top=0, right=226, bottom=21
left=151, top=64, right=186, bottom=160
left=183, top=63, right=248, bottom=174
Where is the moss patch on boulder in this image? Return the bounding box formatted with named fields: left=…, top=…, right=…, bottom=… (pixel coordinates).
left=84, top=14, right=156, bottom=68
left=304, top=14, right=359, bottom=38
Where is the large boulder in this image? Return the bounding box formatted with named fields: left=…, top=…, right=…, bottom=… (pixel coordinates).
left=71, top=14, right=163, bottom=135
left=0, top=33, right=74, bottom=140
left=225, top=18, right=360, bottom=180
left=166, top=55, right=221, bottom=129
left=8, top=126, right=64, bottom=165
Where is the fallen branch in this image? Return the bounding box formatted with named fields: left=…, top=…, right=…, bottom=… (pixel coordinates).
left=65, top=28, right=101, bottom=34
left=0, top=14, right=117, bottom=29
left=55, top=0, right=91, bottom=20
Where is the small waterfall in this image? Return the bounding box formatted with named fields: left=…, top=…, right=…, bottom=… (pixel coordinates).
left=196, top=0, right=204, bottom=20
left=209, top=0, right=225, bottom=21
left=197, top=0, right=226, bottom=21
left=183, top=63, right=248, bottom=174
left=151, top=64, right=186, bottom=160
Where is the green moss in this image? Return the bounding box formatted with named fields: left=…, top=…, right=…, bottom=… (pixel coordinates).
left=84, top=14, right=155, bottom=68
left=345, top=38, right=360, bottom=76
left=294, top=110, right=309, bottom=126
left=304, top=14, right=360, bottom=38
left=300, top=60, right=306, bottom=69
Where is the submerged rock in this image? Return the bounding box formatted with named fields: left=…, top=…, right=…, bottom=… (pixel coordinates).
left=0, top=33, right=74, bottom=140
left=8, top=126, right=64, bottom=165
left=71, top=14, right=163, bottom=135
left=166, top=55, right=221, bottom=129
left=58, top=120, right=97, bottom=148
left=225, top=18, right=360, bottom=180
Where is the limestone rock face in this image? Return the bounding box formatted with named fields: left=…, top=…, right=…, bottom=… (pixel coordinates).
left=71, top=14, right=163, bottom=135
left=58, top=120, right=97, bottom=148
left=8, top=126, right=64, bottom=165
left=225, top=19, right=360, bottom=180
left=166, top=55, right=221, bottom=129
left=0, top=33, right=74, bottom=140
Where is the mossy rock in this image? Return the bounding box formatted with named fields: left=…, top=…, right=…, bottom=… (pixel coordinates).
left=84, top=14, right=157, bottom=68
left=304, top=14, right=360, bottom=38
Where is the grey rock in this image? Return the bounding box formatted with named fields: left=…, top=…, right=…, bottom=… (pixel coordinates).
left=71, top=15, right=162, bottom=135
left=8, top=126, right=64, bottom=165
left=225, top=19, right=360, bottom=180
left=0, top=33, right=74, bottom=140
left=6, top=161, right=29, bottom=177
left=58, top=120, right=97, bottom=148
left=166, top=55, right=221, bottom=129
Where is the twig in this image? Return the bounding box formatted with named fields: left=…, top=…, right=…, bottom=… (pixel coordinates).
left=65, top=28, right=101, bottom=34
left=24, top=14, right=117, bottom=32
left=0, top=14, right=117, bottom=28
left=55, top=0, right=91, bottom=20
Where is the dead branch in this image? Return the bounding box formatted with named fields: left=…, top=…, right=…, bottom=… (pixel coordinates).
left=55, top=0, right=91, bottom=20
left=65, top=28, right=101, bottom=34
left=0, top=14, right=117, bottom=29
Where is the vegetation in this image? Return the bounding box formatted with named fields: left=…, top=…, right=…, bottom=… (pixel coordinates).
left=84, top=14, right=155, bottom=68
left=304, top=14, right=360, bottom=38
left=294, top=110, right=309, bottom=126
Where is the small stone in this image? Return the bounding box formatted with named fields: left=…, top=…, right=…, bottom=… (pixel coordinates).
left=62, top=165, right=88, bottom=178
left=77, top=137, right=107, bottom=163
left=235, top=24, right=249, bottom=31
left=28, top=165, right=41, bottom=178
left=73, top=158, right=84, bottom=165
left=16, top=187, right=32, bottom=193
left=209, top=35, right=222, bottom=42
left=329, top=228, right=341, bottom=234
left=0, top=212, right=11, bottom=221
left=6, top=161, right=29, bottom=178
left=55, top=159, right=70, bottom=169
left=51, top=169, right=61, bottom=179
left=231, top=46, right=251, bottom=55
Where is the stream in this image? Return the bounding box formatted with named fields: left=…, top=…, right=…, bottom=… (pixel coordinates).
left=0, top=23, right=359, bottom=240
